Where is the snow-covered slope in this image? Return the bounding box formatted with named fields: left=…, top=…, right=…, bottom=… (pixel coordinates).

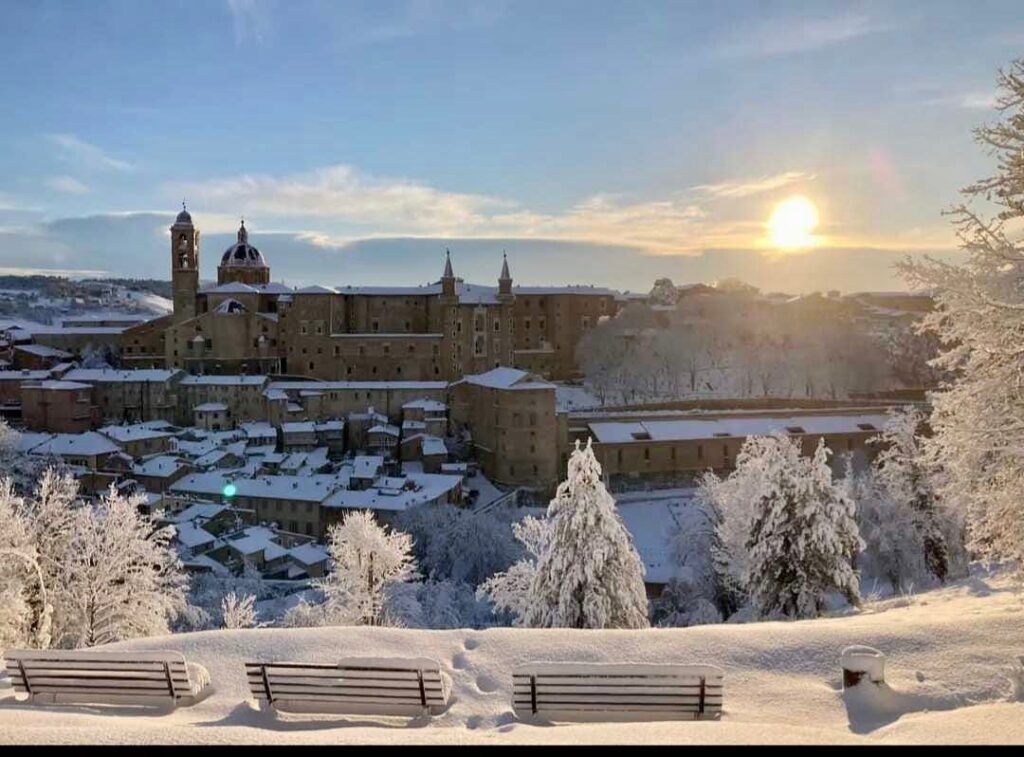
left=1, top=572, right=1022, bottom=744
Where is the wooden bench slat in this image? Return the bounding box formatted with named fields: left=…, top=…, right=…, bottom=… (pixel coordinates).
left=14, top=662, right=186, bottom=673
left=244, top=667, right=434, bottom=682
left=248, top=676, right=444, bottom=696
left=249, top=696, right=438, bottom=708
left=512, top=684, right=720, bottom=696
left=3, top=649, right=205, bottom=709
left=245, top=658, right=447, bottom=716
left=513, top=662, right=724, bottom=723
left=513, top=674, right=722, bottom=684
left=249, top=684, right=442, bottom=699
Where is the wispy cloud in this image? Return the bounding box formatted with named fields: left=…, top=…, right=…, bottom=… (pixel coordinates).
left=692, top=171, right=814, bottom=199
left=713, top=11, right=889, bottom=59
left=45, top=176, right=90, bottom=195
left=49, top=134, right=134, bottom=173
left=922, top=89, right=999, bottom=110
left=169, top=164, right=778, bottom=255
left=226, top=0, right=272, bottom=45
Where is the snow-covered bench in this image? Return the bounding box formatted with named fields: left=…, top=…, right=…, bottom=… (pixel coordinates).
left=3, top=649, right=211, bottom=709
left=246, top=657, right=447, bottom=716
left=512, top=662, right=724, bottom=722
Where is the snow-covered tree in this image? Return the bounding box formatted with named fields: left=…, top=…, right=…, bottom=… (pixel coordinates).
left=648, top=277, right=680, bottom=306
left=743, top=435, right=863, bottom=619
left=843, top=459, right=931, bottom=595
left=872, top=407, right=950, bottom=583
left=220, top=591, right=259, bottom=629
left=397, top=505, right=522, bottom=587
left=521, top=439, right=649, bottom=629
left=55, top=486, right=188, bottom=648
left=476, top=515, right=548, bottom=626
left=0, top=480, right=40, bottom=649
left=650, top=577, right=723, bottom=628
left=0, top=419, right=67, bottom=496
left=897, top=59, right=1024, bottom=572
left=313, top=510, right=417, bottom=626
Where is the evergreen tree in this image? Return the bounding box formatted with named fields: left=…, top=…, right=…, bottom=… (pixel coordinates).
left=521, top=439, right=649, bottom=629
left=744, top=435, right=863, bottom=619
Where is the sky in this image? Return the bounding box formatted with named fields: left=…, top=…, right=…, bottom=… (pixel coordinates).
left=0, top=0, right=1021, bottom=293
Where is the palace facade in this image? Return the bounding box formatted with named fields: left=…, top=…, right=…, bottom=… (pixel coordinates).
left=119, top=208, right=618, bottom=381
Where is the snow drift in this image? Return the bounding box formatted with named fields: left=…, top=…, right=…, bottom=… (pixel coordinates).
left=1, top=571, right=1022, bottom=744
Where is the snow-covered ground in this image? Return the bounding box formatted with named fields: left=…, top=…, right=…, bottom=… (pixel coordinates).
left=1, top=571, right=1021, bottom=744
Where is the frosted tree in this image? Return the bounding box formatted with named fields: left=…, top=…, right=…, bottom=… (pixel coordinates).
left=476, top=515, right=548, bottom=626
left=744, top=435, right=863, bottom=619
left=55, top=487, right=188, bottom=648
left=18, top=469, right=79, bottom=646
left=313, top=510, right=417, bottom=626
left=521, top=439, right=649, bottom=629
left=843, top=458, right=930, bottom=595
left=896, top=58, right=1024, bottom=572
left=397, top=505, right=522, bottom=586
left=0, top=480, right=44, bottom=649
left=221, top=592, right=259, bottom=629
left=871, top=407, right=950, bottom=583
left=651, top=578, right=723, bottom=628
left=0, top=419, right=68, bottom=495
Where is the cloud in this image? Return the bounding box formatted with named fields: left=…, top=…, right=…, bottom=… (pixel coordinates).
left=169, top=162, right=949, bottom=257
left=49, top=134, right=134, bottom=173
left=170, top=165, right=723, bottom=254
left=713, top=11, right=889, bottom=59
left=226, top=0, right=272, bottom=45
left=0, top=210, right=963, bottom=294
left=923, top=89, right=999, bottom=110
left=692, top=171, right=814, bottom=199
left=45, top=176, right=90, bottom=195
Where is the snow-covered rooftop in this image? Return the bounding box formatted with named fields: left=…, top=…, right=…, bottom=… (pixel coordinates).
left=131, top=455, right=189, bottom=478
left=587, top=413, right=891, bottom=444
left=181, top=375, right=268, bottom=386
left=457, top=366, right=553, bottom=391
left=615, top=488, right=698, bottom=585
left=15, top=344, right=72, bottom=358
left=63, top=368, right=181, bottom=384
left=352, top=455, right=385, bottom=480
left=99, top=424, right=174, bottom=443
left=171, top=472, right=346, bottom=503
left=28, top=431, right=121, bottom=457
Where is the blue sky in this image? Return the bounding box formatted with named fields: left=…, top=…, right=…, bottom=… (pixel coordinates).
left=0, top=0, right=1021, bottom=292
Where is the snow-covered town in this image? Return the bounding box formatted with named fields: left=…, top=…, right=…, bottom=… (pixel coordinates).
left=2, top=2, right=1024, bottom=747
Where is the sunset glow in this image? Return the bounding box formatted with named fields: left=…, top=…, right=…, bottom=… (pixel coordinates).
left=768, top=196, right=820, bottom=250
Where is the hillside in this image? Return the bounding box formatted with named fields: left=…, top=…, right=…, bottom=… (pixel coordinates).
left=1, top=571, right=1022, bottom=744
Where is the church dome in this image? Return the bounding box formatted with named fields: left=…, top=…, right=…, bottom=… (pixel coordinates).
left=175, top=208, right=193, bottom=225
left=220, top=221, right=267, bottom=268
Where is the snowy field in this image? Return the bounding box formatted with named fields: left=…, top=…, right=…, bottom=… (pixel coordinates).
left=1, top=572, right=1022, bottom=744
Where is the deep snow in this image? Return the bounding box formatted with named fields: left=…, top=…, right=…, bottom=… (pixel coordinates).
left=1, top=571, right=1022, bottom=744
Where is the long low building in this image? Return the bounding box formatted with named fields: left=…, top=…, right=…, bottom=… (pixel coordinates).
left=574, top=409, right=894, bottom=481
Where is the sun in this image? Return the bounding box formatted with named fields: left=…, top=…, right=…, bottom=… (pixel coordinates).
left=767, top=196, right=819, bottom=250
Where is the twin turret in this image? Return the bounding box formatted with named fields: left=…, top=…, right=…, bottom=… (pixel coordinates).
left=439, top=249, right=514, bottom=300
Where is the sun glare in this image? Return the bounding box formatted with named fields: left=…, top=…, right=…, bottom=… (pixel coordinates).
left=768, top=196, right=819, bottom=250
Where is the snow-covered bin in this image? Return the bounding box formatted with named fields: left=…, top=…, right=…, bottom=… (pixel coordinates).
left=841, top=645, right=886, bottom=688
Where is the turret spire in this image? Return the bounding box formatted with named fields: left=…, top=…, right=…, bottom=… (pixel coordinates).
left=443, top=249, right=454, bottom=279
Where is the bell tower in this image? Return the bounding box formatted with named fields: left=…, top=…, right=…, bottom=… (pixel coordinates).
left=171, top=203, right=200, bottom=322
